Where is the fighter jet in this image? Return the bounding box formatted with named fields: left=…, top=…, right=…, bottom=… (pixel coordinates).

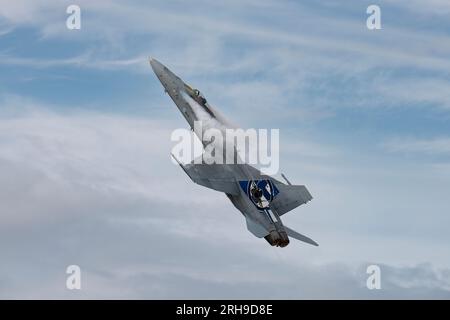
left=149, top=58, right=317, bottom=247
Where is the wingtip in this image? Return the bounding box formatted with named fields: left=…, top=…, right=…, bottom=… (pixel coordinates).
left=171, top=153, right=186, bottom=168
left=170, top=152, right=180, bottom=164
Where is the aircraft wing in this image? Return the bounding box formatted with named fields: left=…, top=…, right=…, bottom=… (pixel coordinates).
left=172, top=156, right=312, bottom=209
left=270, top=182, right=313, bottom=216
left=172, top=155, right=240, bottom=195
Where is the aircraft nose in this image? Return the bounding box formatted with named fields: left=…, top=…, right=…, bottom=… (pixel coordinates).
left=149, top=57, right=184, bottom=93
left=149, top=57, right=164, bottom=75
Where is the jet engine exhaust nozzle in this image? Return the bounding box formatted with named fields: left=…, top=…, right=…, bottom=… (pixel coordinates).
left=264, top=230, right=290, bottom=247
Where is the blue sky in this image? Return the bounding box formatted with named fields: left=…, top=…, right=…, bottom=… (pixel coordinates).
left=0, top=0, right=450, bottom=298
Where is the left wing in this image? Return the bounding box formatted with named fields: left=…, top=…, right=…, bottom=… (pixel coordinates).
left=172, top=154, right=240, bottom=195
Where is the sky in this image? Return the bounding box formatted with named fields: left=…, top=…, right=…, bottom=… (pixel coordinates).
left=0, top=0, right=450, bottom=299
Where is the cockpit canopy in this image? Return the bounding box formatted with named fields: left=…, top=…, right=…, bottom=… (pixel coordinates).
left=194, top=89, right=204, bottom=98
left=193, top=89, right=207, bottom=105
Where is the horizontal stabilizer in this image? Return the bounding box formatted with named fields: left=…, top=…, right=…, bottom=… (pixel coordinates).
left=285, top=226, right=318, bottom=246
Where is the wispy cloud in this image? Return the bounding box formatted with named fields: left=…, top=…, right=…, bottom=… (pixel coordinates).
left=382, top=137, right=450, bottom=155
left=2, top=0, right=450, bottom=75
left=0, top=52, right=148, bottom=71
left=1, top=0, right=449, bottom=125
left=388, top=0, right=450, bottom=16
left=375, top=77, right=450, bottom=110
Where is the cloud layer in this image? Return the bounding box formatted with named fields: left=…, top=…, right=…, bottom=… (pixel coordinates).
left=0, top=0, right=450, bottom=298
left=0, top=103, right=448, bottom=298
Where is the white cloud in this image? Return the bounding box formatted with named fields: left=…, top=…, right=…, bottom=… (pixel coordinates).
left=382, top=137, right=450, bottom=155
left=375, top=77, right=450, bottom=110
left=0, top=97, right=449, bottom=297
left=0, top=52, right=149, bottom=72
left=388, top=0, right=450, bottom=15
left=2, top=0, right=450, bottom=76
left=1, top=0, right=449, bottom=124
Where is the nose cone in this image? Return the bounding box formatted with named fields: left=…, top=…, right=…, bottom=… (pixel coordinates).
left=149, top=57, right=164, bottom=76
left=149, top=57, right=184, bottom=94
